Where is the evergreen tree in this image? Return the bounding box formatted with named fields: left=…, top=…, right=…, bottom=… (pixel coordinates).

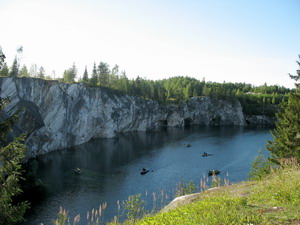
left=82, top=66, right=89, bottom=82
left=118, top=71, right=129, bottom=92
left=0, top=47, right=6, bottom=70
left=98, top=62, right=110, bottom=87
left=111, top=64, right=119, bottom=76
left=89, top=63, right=98, bottom=85
left=37, top=66, right=45, bottom=79
left=63, top=63, right=77, bottom=83
left=267, top=55, right=300, bottom=162
left=20, top=65, right=29, bottom=77
left=9, top=57, right=19, bottom=77
left=0, top=62, right=9, bottom=77
left=0, top=100, right=29, bottom=224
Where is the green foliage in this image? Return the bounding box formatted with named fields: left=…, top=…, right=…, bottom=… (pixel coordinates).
left=123, top=194, right=145, bottom=222
left=19, top=65, right=29, bottom=77
left=52, top=207, right=69, bottom=225
left=37, top=66, right=46, bottom=79
left=248, top=150, right=274, bottom=181
left=133, top=160, right=300, bottom=225
left=0, top=47, right=5, bottom=70
left=0, top=48, right=293, bottom=116
left=63, top=63, right=77, bottom=83
left=0, top=62, right=9, bottom=77
left=211, top=175, right=222, bottom=187
left=9, top=57, right=19, bottom=77
left=238, top=93, right=287, bottom=116
left=139, top=196, right=263, bottom=225
left=267, top=92, right=300, bottom=161
left=89, top=62, right=98, bottom=85
left=249, top=158, right=300, bottom=206
left=176, top=180, right=196, bottom=197
left=0, top=97, right=29, bottom=225
left=0, top=48, right=8, bottom=77
left=267, top=55, right=300, bottom=162
left=82, top=66, right=89, bottom=82
left=98, top=61, right=110, bottom=87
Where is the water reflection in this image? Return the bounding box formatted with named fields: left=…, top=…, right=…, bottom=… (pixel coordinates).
left=24, top=126, right=272, bottom=224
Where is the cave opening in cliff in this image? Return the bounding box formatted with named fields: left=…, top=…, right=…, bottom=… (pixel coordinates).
left=158, top=120, right=168, bottom=126
left=184, top=118, right=192, bottom=127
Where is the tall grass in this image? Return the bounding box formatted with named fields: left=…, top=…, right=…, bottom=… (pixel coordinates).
left=132, top=158, right=300, bottom=225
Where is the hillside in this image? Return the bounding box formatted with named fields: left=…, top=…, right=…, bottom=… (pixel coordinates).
left=116, top=159, right=300, bottom=225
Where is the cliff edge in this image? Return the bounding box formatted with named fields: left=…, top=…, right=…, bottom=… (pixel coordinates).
left=0, top=77, right=246, bottom=157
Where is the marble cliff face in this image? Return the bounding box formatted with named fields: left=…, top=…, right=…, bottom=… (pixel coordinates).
left=0, top=77, right=248, bottom=158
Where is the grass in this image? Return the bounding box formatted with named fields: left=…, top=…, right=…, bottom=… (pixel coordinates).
left=113, top=158, right=300, bottom=225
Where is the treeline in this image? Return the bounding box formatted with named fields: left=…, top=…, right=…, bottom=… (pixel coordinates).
left=0, top=47, right=293, bottom=116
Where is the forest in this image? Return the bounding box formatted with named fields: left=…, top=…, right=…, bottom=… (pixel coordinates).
left=0, top=47, right=293, bottom=117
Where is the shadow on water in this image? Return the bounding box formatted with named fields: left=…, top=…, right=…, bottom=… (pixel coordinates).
left=22, top=126, right=272, bottom=224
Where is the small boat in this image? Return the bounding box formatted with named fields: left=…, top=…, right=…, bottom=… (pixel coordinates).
left=187, top=144, right=192, bottom=148
left=73, top=167, right=82, bottom=175
left=140, top=168, right=150, bottom=175
left=208, top=170, right=220, bottom=176
left=202, top=152, right=213, bottom=157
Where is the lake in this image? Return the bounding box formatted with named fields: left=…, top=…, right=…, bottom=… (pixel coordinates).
left=23, top=126, right=272, bottom=224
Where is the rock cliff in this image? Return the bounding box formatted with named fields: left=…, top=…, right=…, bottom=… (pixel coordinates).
left=0, top=77, right=246, bottom=158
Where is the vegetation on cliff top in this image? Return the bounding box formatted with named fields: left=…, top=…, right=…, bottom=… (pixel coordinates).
left=0, top=47, right=292, bottom=116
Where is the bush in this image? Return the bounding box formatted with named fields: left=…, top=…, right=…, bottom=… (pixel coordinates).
left=248, top=150, right=274, bottom=181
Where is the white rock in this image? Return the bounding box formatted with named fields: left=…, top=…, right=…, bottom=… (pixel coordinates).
left=0, top=77, right=247, bottom=158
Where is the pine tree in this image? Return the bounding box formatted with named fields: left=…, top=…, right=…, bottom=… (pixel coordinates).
left=0, top=62, right=9, bottom=77
left=89, top=63, right=98, bottom=85
left=98, top=61, right=110, bottom=87
left=9, top=57, right=19, bottom=77
left=0, top=47, right=6, bottom=71
left=82, top=66, right=89, bottom=83
left=20, top=65, right=29, bottom=77
left=267, top=55, right=300, bottom=162
left=63, top=63, right=77, bottom=83
left=37, top=66, right=45, bottom=79
left=0, top=98, right=29, bottom=224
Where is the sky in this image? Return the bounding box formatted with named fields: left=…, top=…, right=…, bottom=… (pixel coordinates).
left=0, top=0, right=299, bottom=88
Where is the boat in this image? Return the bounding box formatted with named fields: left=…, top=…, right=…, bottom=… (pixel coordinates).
left=73, top=167, right=82, bottom=175
left=208, top=170, right=220, bottom=176
left=140, top=168, right=150, bottom=175
left=187, top=144, right=192, bottom=148
left=202, top=152, right=213, bottom=157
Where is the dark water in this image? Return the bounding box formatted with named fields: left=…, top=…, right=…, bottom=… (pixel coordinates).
left=23, top=126, right=272, bottom=224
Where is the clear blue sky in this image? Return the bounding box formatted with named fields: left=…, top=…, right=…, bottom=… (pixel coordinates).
left=0, top=0, right=299, bottom=87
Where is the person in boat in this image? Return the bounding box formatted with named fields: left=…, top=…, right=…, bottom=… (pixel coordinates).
left=140, top=167, right=150, bottom=175
left=208, top=169, right=220, bottom=176
left=73, top=167, right=81, bottom=174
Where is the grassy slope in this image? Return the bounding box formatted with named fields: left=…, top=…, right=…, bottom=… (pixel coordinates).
left=115, top=163, right=300, bottom=225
